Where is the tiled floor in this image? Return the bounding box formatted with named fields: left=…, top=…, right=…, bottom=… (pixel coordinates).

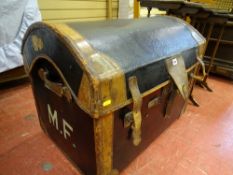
left=0, top=76, right=232, bottom=175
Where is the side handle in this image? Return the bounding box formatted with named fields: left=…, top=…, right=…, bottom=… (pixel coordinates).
left=38, top=68, right=72, bottom=102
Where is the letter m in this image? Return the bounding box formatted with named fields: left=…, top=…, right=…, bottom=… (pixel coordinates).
left=47, top=104, right=58, bottom=130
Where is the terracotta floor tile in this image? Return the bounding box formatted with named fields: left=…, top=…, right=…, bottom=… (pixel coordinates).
left=0, top=76, right=233, bottom=175
left=0, top=133, right=81, bottom=175
left=133, top=164, right=155, bottom=175
left=172, top=162, right=194, bottom=175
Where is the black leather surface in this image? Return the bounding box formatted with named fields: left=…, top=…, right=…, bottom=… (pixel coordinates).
left=23, top=16, right=204, bottom=98
left=68, top=16, right=203, bottom=95
left=22, top=25, right=83, bottom=94
left=68, top=16, right=200, bottom=73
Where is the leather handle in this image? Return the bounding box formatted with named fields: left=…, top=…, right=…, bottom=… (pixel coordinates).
left=38, top=68, right=72, bottom=102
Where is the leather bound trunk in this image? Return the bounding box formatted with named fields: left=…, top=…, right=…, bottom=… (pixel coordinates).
left=22, top=16, right=205, bottom=175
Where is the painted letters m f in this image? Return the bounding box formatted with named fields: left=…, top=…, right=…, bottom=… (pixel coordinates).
left=47, top=104, right=58, bottom=130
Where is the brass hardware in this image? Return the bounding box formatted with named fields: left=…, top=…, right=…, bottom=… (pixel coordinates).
left=165, top=55, right=189, bottom=100
left=128, top=76, right=142, bottom=146
left=38, top=68, right=72, bottom=102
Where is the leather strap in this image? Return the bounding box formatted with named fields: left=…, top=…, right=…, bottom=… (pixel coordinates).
left=165, top=55, right=189, bottom=118
left=165, top=55, right=189, bottom=100
left=128, top=76, right=142, bottom=146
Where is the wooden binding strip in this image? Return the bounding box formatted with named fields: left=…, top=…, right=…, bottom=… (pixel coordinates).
left=94, top=113, right=119, bottom=175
